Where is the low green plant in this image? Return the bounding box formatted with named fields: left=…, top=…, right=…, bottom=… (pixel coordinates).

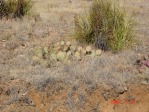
left=20, top=0, right=32, bottom=16
left=74, top=0, right=134, bottom=51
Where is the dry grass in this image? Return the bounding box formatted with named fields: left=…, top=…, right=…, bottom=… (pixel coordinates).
left=0, top=0, right=32, bottom=19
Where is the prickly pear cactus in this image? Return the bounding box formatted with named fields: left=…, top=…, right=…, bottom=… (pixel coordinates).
left=60, top=41, right=65, bottom=46
left=40, top=60, right=50, bottom=68
left=50, top=52, right=57, bottom=60
left=74, top=51, right=81, bottom=61
left=86, top=46, right=92, bottom=54
left=77, top=46, right=83, bottom=52
left=66, top=41, right=71, bottom=46
left=54, top=46, right=61, bottom=51
left=43, top=47, right=49, bottom=54
left=32, top=56, right=41, bottom=65
left=31, top=40, right=103, bottom=66
left=57, top=51, right=66, bottom=61
left=63, top=46, right=69, bottom=52
left=55, top=42, right=60, bottom=47
left=35, top=47, right=44, bottom=58
left=96, top=49, right=102, bottom=56
left=66, top=51, right=72, bottom=60
left=81, top=48, right=86, bottom=55
left=90, top=50, right=96, bottom=57
left=70, top=45, right=77, bottom=53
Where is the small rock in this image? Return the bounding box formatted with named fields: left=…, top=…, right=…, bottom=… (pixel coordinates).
left=96, top=49, right=102, bottom=56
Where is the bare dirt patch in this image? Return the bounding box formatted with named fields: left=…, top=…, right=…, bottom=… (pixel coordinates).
left=0, top=79, right=149, bottom=112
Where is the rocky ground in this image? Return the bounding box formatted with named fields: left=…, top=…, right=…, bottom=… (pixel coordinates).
left=0, top=0, right=149, bottom=112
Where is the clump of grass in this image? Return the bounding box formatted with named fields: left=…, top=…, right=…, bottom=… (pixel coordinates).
left=0, top=0, right=32, bottom=19
left=74, top=0, right=134, bottom=51
left=0, top=0, right=8, bottom=19
left=6, top=0, right=17, bottom=14
left=13, top=0, right=32, bottom=18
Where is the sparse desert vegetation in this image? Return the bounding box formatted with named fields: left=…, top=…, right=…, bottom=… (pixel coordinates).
left=74, top=0, right=134, bottom=51
left=0, top=0, right=32, bottom=19
left=0, top=0, right=149, bottom=112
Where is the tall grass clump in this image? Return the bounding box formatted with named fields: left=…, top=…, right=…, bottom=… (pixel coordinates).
left=0, top=0, right=32, bottom=19
left=0, top=0, right=8, bottom=19
left=74, top=0, right=134, bottom=51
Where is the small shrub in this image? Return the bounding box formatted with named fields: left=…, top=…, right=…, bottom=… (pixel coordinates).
left=6, top=0, right=17, bottom=14
left=13, top=0, right=32, bottom=18
left=0, top=0, right=8, bottom=19
left=0, top=0, right=32, bottom=19
left=74, top=0, right=134, bottom=51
